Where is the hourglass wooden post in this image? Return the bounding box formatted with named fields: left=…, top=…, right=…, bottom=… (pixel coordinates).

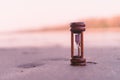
left=70, top=22, right=86, bottom=66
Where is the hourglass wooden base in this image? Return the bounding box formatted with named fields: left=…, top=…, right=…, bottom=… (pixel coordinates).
left=71, top=56, right=86, bottom=66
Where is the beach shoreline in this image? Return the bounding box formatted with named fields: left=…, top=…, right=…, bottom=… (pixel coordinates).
left=0, top=30, right=120, bottom=80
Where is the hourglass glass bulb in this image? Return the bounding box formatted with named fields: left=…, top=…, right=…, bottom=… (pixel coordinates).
left=75, top=34, right=80, bottom=47
left=75, top=33, right=81, bottom=57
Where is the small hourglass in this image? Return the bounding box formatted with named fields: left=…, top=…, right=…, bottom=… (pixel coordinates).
left=70, top=22, right=86, bottom=66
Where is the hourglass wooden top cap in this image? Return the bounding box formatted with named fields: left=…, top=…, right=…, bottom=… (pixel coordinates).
left=70, top=22, right=86, bottom=33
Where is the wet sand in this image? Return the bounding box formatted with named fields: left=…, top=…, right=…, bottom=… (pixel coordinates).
left=0, top=31, right=120, bottom=80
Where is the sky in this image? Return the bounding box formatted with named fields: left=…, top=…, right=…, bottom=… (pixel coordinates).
left=0, top=0, right=120, bottom=32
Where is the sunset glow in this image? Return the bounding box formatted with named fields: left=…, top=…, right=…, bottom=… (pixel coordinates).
left=0, top=0, right=120, bottom=32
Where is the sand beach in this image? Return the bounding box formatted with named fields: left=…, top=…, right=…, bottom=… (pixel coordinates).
left=0, top=31, right=120, bottom=80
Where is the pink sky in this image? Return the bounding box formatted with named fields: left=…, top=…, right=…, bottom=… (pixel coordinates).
left=0, top=0, right=120, bottom=32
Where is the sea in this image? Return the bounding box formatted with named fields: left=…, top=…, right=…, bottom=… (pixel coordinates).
left=0, top=31, right=120, bottom=48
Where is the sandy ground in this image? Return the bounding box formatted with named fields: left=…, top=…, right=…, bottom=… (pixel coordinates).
left=0, top=46, right=120, bottom=80
left=0, top=31, right=120, bottom=80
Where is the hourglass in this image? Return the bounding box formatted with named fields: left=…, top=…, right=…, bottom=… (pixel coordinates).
left=70, top=22, right=86, bottom=66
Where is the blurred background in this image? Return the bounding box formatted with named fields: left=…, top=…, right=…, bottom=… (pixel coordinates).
left=0, top=0, right=120, bottom=48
